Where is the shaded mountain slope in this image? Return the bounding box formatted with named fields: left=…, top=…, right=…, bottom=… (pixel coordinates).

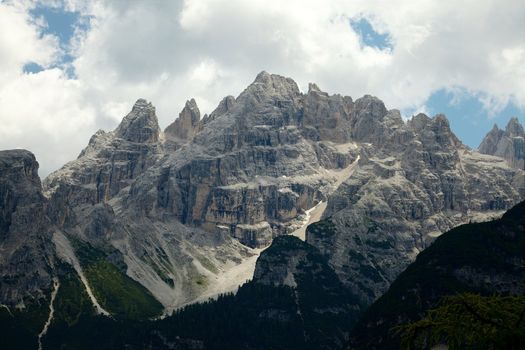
left=348, top=200, right=525, bottom=349
left=479, top=117, right=524, bottom=170
left=41, top=235, right=360, bottom=350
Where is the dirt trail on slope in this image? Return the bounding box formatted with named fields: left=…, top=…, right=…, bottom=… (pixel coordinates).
left=38, top=278, right=59, bottom=350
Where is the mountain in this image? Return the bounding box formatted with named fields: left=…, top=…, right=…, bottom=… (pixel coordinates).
left=0, top=150, right=58, bottom=349
left=40, top=71, right=368, bottom=311
left=348, top=200, right=525, bottom=349
left=0, top=72, right=524, bottom=349
left=152, top=235, right=362, bottom=350
left=479, top=117, right=525, bottom=170
left=306, top=112, right=524, bottom=305
left=42, top=72, right=523, bottom=311
left=0, top=150, right=55, bottom=306
left=39, top=235, right=361, bottom=350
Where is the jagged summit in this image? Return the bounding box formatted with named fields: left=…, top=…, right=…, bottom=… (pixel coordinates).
left=3, top=71, right=524, bottom=328
left=0, top=149, right=40, bottom=180
left=132, top=98, right=153, bottom=110
left=353, top=95, right=387, bottom=117
left=164, top=98, right=201, bottom=140
left=430, top=113, right=461, bottom=145
left=506, top=116, right=525, bottom=136
left=239, top=71, right=301, bottom=102
left=307, top=82, right=322, bottom=93
left=115, top=98, right=160, bottom=143
left=479, top=116, right=524, bottom=169
left=409, top=112, right=431, bottom=132
left=210, top=95, right=236, bottom=118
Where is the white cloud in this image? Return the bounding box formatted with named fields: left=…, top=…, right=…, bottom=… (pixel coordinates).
left=0, top=0, right=524, bottom=176
left=0, top=1, right=58, bottom=77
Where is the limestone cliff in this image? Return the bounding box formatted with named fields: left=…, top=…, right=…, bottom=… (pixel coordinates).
left=307, top=110, right=524, bottom=305
left=479, top=117, right=525, bottom=170
left=0, top=150, right=55, bottom=307
left=2, top=71, right=524, bottom=315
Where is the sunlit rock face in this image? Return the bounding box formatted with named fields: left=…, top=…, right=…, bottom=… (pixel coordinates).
left=479, top=117, right=525, bottom=170
left=2, top=72, right=523, bottom=314
left=38, top=72, right=367, bottom=308
left=307, top=110, right=524, bottom=305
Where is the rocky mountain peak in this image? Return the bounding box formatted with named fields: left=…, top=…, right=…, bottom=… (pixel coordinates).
left=0, top=149, right=54, bottom=306
left=0, top=149, right=40, bottom=183
left=479, top=117, right=525, bottom=169
left=203, top=95, right=236, bottom=124
left=240, top=71, right=300, bottom=102
left=307, top=82, right=321, bottom=93
left=479, top=124, right=504, bottom=153
left=433, top=113, right=450, bottom=126
left=506, top=117, right=524, bottom=137
left=409, top=113, right=431, bottom=132
left=431, top=114, right=456, bottom=137
left=350, top=95, right=389, bottom=143
left=353, top=95, right=388, bottom=119
left=132, top=98, right=152, bottom=111
left=184, top=98, right=199, bottom=112
left=115, top=99, right=160, bottom=143
left=410, top=113, right=461, bottom=149
left=164, top=98, right=201, bottom=140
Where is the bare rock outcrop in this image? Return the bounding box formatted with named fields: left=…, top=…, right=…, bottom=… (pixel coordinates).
left=0, top=150, right=55, bottom=307
left=479, top=117, right=525, bottom=170
left=164, top=98, right=201, bottom=140
left=307, top=111, right=524, bottom=305
left=2, top=71, right=523, bottom=314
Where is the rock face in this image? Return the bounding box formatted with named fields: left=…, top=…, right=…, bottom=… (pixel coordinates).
left=164, top=98, right=201, bottom=140
left=0, top=150, right=55, bottom=307
left=41, top=73, right=367, bottom=309
left=479, top=117, right=525, bottom=170
left=44, top=100, right=257, bottom=310
left=123, top=71, right=361, bottom=248
left=115, top=99, right=161, bottom=143
left=2, top=71, right=524, bottom=317
left=44, top=99, right=164, bottom=227
left=307, top=110, right=524, bottom=305
left=348, top=200, right=525, bottom=349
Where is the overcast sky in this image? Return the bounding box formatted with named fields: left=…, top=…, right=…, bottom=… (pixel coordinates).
left=1, top=0, right=524, bottom=176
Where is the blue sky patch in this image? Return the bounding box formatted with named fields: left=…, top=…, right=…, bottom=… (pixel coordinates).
left=23, top=62, right=45, bottom=74
left=415, top=89, right=525, bottom=148
left=28, top=4, right=89, bottom=78
left=30, top=5, right=80, bottom=46
left=350, top=17, right=393, bottom=51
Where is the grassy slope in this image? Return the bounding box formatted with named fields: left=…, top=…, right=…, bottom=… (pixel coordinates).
left=71, top=238, right=163, bottom=320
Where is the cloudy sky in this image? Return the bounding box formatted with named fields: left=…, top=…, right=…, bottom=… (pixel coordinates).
left=1, top=0, right=524, bottom=176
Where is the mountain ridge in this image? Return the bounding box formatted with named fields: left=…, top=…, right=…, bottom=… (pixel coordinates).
left=479, top=116, right=525, bottom=170
left=0, top=71, right=523, bottom=328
